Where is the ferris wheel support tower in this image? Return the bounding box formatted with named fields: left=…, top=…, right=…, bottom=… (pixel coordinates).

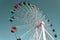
left=35, top=21, right=47, bottom=40
left=35, top=27, right=39, bottom=40
left=35, top=21, right=55, bottom=40
left=41, top=21, right=46, bottom=40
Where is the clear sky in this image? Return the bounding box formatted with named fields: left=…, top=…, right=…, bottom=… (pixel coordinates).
left=0, top=0, right=60, bottom=40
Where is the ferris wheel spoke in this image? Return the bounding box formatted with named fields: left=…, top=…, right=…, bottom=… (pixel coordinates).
left=20, top=26, right=35, bottom=38
left=45, top=29, right=55, bottom=40
left=28, top=29, right=35, bottom=40
left=37, top=15, right=45, bottom=23
left=12, top=9, right=30, bottom=20
left=22, top=3, right=32, bottom=13
left=14, top=8, right=26, bottom=16
left=13, top=2, right=28, bottom=13
left=26, top=4, right=32, bottom=12
left=29, top=4, right=34, bottom=12
left=21, top=7, right=35, bottom=22
left=22, top=8, right=36, bottom=20
left=39, top=30, right=42, bottom=40
left=29, top=33, right=35, bottom=40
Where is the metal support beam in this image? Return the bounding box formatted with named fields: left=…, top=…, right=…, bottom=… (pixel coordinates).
left=41, top=21, right=46, bottom=40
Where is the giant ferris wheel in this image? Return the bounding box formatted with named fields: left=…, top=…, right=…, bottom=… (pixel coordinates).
left=9, top=2, right=57, bottom=40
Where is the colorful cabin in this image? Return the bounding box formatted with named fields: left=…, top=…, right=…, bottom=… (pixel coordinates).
left=11, top=16, right=15, bottom=19
left=28, top=3, right=30, bottom=6
left=54, top=34, right=57, bottom=38
left=11, top=27, right=16, bottom=33
left=18, top=2, right=22, bottom=6
left=9, top=19, right=13, bottom=22
left=47, top=19, right=50, bottom=22
left=17, top=38, right=21, bottom=40
left=50, top=24, right=53, bottom=27
left=52, top=29, right=55, bottom=32
left=11, top=11, right=14, bottom=14
left=14, top=4, right=18, bottom=9
left=23, top=2, right=26, bottom=5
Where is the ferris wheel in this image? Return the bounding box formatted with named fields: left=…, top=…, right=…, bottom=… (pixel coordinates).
left=9, top=2, right=57, bottom=40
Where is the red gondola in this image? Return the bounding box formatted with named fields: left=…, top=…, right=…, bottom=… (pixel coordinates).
left=18, top=2, right=22, bottom=6
left=14, top=4, right=18, bottom=9
left=11, top=27, right=16, bottom=33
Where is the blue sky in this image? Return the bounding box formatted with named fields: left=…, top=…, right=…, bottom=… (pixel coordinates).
left=0, top=0, right=60, bottom=40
